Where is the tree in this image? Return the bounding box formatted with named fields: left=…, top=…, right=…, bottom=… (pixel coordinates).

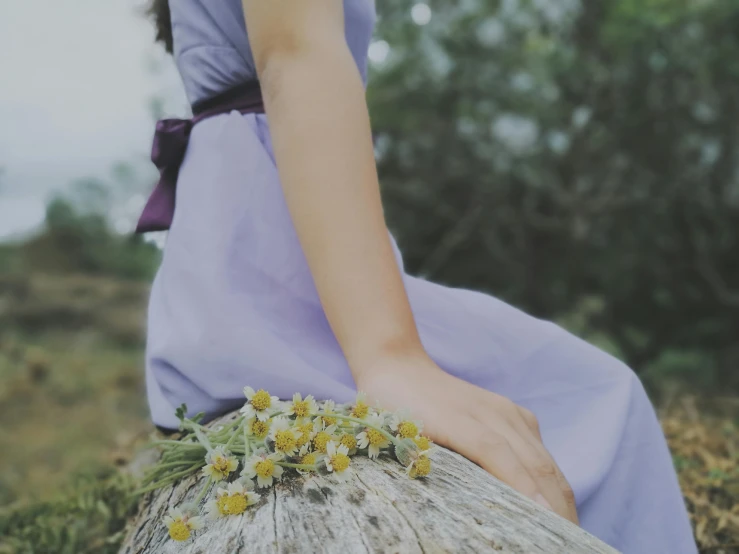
left=371, top=0, right=739, bottom=390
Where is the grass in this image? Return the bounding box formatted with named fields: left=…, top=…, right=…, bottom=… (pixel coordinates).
left=661, top=395, right=739, bottom=551
left=0, top=472, right=138, bottom=554
left=0, top=273, right=152, bottom=506
left=0, top=333, right=150, bottom=506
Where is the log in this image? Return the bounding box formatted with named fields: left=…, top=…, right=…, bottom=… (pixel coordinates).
left=120, top=411, right=619, bottom=554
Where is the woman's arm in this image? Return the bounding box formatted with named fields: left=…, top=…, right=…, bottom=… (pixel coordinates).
left=242, top=0, right=578, bottom=524
left=243, top=0, right=421, bottom=375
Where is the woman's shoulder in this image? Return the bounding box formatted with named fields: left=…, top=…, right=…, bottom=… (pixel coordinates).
left=170, top=0, right=257, bottom=105
left=169, top=0, right=376, bottom=106
left=170, top=0, right=253, bottom=57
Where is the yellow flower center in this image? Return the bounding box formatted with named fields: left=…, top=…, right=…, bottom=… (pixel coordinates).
left=322, top=414, right=337, bottom=427
left=351, top=402, right=369, bottom=419
left=313, top=431, right=332, bottom=453
left=292, top=400, right=309, bottom=418
left=168, top=520, right=191, bottom=541
left=216, top=495, right=230, bottom=515
left=366, top=428, right=386, bottom=446
left=411, top=456, right=431, bottom=478
left=274, top=430, right=297, bottom=453
left=301, top=453, right=317, bottom=466
left=296, top=423, right=313, bottom=447
left=251, top=390, right=272, bottom=411
left=255, top=459, right=275, bottom=478
left=340, top=434, right=357, bottom=451
left=414, top=436, right=431, bottom=451
left=224, top=493, right=248, bottom=515
left=397, top=421, right=419, bottom=439
left=250, top=419, right=269, bottom=438
left=330, top=453, right=351, bottom=473
left=212, top=456, right=230, bottom=474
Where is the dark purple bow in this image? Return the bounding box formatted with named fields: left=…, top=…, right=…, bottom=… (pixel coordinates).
left=135, top=82, right=266, bottom=234
left=135, top=119, right=194, bottom=233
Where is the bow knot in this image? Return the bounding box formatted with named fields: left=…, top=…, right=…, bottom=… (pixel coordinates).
left=136, top=118, right=194, bottom=233
left=134, top=81, right=265, bottom=234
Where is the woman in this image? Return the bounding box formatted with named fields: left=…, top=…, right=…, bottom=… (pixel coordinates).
left=141, top=1, right=696, bottom=551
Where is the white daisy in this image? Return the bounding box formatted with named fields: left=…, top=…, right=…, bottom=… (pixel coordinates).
left=295, top=421, right=317, bottom=450
left=202, top=446, right=239, bottom=482
left=311, top=422, right=338, bottom=453
left=388, top=410, right=423, bottom=439
left=240, top=386, right=279, bottom=422
left=241, top=449, right=285, bottom=489
left=406, top=451, right=433, bottom=479
left=412, top=435, right=433, bottom=452
left=325, top=440, right=352, bottom=482
left=245, top=415, right=271, bottom=439
left=297, top=444, right=324, bottom=475
left=355, top=413, right=391, bottom=459
left=162, top=507, right=203, bottom=541
left=338, top=432, right=359, bottom=456
left=284, top=392, right=318, bottom=420
left=349, top=391, right=371, bottom=420
left=268, top=416, right=303, bottom=456
left=204, top=480, right=261, bottom=519
left=317, top=399, right=339, bottom=428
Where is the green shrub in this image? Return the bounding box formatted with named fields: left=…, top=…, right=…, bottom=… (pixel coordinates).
left=0, top=472, right=137, bottom=554
left=372, top=0, right=739, bottom=391
left=20, top=197, right=160, bottom=281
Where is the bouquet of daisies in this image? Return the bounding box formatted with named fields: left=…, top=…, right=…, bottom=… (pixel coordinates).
left=136, top=387, right=434, bottom=542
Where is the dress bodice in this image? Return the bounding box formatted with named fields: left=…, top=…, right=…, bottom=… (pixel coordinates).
left=170, top=0, right=377, bottom=105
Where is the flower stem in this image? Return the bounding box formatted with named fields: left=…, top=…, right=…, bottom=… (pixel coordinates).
left=152, top=440, right=204, bottom=448
left=142, top=461, right=193, bottom=476
left=194, top=477, right=213, bottom=506
left=131, top=463, right=201, bottom=496
left=314, top=412, right=399, bottom=446
left=190, top=424, right=214, bottom=453
left=242, top=420, right=251, bottom=463
left=225, top=416, right=245, bottom=450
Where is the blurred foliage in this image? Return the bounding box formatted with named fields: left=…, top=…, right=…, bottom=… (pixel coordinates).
left=20, top=196, right=159, bottom=281
left=0, top=472, right=138, bottom=554
left=0, top=327, right=150, bottom=506
left=0, top=167, right=160, bottom=282
left=371, top=0, right=739, bottom=393
left=0, top=270, right=150, bottom=347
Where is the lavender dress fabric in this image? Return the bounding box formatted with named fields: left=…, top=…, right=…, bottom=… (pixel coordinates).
left=145, top=1, right=697, bottom=552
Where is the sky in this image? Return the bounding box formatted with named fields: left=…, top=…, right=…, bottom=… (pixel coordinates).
left=0, top=0, right=185, bottom=239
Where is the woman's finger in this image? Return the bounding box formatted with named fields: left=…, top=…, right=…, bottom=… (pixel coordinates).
left=552, top=464, right=579, bottom=524
left=503, top=427, right=576, bottom=523
left=460, top=425, right=544, bottom=504
left=516, top=406, right=542, bottom=440
left=512, top=406, right=579, bottom=524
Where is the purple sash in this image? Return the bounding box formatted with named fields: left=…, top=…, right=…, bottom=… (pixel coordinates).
left=136, top=82, right=265, bottom=233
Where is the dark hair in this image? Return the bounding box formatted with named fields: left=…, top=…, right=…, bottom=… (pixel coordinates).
left=148, top=0, right=174, bottom=54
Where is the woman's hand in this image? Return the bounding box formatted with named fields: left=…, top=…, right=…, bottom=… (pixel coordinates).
left=356, top=350, right=580, bottom=525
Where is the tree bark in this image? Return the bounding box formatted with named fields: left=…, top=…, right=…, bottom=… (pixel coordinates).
left=120, top=411, right=619, bottom=554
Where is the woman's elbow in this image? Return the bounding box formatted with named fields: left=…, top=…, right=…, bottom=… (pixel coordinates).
left=253, top=29, right=346, bottom=95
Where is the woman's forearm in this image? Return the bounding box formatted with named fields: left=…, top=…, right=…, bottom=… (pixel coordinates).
left=245, top=3, right=425, bottom=378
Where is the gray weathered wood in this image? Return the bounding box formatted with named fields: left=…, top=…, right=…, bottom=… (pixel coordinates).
left=120, top=412, right=619, bottom=554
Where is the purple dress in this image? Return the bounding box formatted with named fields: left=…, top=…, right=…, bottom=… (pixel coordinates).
left=145, top=1, right=697, bottom=552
